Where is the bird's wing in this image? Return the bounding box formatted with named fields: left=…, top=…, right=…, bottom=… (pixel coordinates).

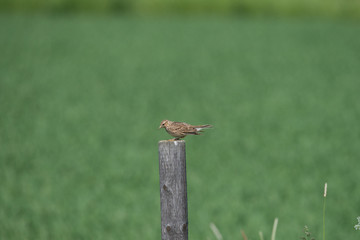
left=169, top=122, right=186, bottom=131
left=182, top=125, right=198, bottom=134
left=169, top=122, right=195, bottom=133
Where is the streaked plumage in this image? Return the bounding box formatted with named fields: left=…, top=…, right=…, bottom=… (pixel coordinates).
left=159, top=119, right=212, bottom=140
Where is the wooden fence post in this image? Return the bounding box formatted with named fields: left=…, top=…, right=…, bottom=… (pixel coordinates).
left=158, top=140, right=188, bottom=240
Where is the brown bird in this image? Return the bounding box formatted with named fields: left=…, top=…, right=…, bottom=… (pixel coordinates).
left=159, top=119, right=212, bottom=141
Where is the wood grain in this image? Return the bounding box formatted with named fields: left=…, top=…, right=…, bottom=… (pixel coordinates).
left=158, top=140, right=188, bottom=240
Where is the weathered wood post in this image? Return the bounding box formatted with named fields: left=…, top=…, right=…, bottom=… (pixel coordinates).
left=158, top=140, right=188, bottom=240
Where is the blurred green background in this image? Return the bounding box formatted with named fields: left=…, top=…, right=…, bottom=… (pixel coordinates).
left=1, top=1, right=360, bottom=240
left=1, top=0, right=360, bottom=18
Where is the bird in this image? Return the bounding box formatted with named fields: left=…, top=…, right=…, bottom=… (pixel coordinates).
left=159, top=119, right=212, bottom=141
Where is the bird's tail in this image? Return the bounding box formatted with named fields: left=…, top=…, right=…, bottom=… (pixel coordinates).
left=194, top=124, right=213, bottom=131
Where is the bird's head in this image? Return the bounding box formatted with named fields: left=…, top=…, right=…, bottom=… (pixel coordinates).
left=159, top=120, right=169, bottom=129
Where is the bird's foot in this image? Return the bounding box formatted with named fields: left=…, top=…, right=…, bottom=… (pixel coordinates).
left=168, top=138, right=180, bottom=141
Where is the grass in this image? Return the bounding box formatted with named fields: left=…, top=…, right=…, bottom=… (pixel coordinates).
left=2, top=0, right=360, bottom=19
left=211, top=218, right=278, bottom=240
left=301, top=225, right=315, bottom=240
left=323, top=183, right=327, bottom=240
left=1, top=14, right=360, bottom=240
left=355, top=217, right=360, bottom=230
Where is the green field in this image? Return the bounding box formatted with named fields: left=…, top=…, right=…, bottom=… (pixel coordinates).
left=2, top=0, right=360, bottom=19
left=1, top=14, right=360, bottom=240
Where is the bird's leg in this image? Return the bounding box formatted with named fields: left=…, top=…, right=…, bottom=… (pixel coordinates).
left=169, top=138, right=180, bottom=141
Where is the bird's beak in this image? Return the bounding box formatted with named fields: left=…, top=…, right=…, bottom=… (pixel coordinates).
left=158, top=125, right=162, bottom=129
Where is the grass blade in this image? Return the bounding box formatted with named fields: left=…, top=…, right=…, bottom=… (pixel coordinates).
left=259, top=231, right=264, bottom=240
left=271, top=218, right=278, bottom=240
left=210, top=222, right=223, bottom=240
left=323, top=182, right=328, bottom=240
left=241, top=229, right=248, bottom=240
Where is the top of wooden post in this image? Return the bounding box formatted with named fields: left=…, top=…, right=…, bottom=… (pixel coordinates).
left=158, top=140, right=185, bottom=144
